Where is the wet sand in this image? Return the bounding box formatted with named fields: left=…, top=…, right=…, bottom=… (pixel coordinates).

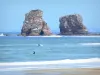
left=1, top=68, right=100, bottom=75
left=24, top=68, right=100, bottom=75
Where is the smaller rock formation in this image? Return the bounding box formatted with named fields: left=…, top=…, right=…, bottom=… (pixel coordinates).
left=21, top=9, right=52, bottom=36
left=59, top=14, right=88, bottom=35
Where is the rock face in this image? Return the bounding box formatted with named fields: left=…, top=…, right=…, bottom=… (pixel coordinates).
left=21, top=9, right=52, bottom=36
left=59, top=14, right=88, bottom=35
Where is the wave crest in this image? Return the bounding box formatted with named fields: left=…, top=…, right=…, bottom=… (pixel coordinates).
left=0, top=58, right=100, bottom=71
left=80, top=43, right=100, bottom=46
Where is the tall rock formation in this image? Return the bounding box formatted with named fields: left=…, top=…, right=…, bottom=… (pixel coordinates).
left=21, top=9, right=52, bottom=36
left=59, top=14, right=88, bottom=35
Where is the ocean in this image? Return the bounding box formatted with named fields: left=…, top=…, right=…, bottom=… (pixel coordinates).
left=0, top=36, right=100, bottom=72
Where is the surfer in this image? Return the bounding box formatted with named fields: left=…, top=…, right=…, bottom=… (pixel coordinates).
left=37, top=44, right=43, bottom=47
left=33, top=51, right=35, bottom=54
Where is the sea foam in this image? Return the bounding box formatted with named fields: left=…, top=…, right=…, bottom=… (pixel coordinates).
left=0, top=58, right=100, bottom=66
left=63, top=36, right=100, bottom=37
left=80, top=43, right=100, bottom=46
left=27, top=35, right=62, bottom=37
left=0, top=58, right=100, bottom=71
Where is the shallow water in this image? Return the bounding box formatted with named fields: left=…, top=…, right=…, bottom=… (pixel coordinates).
left=0, top=36, right=100, bottom=70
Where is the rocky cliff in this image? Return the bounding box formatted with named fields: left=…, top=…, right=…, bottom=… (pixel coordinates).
left=59, top=14, right=88, bottom=35
left=21, top=9, right=52, bottom=36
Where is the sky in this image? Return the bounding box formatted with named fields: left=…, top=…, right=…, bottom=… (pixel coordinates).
left=0, top=0, right=100, bottom=33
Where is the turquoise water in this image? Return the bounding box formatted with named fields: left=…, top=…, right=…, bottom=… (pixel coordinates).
left=0, top=36, right=100, bottom=71
left=0, top=36, right=100, bottom=62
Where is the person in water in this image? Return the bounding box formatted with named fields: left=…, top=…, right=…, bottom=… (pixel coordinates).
left=33, top=51, right=35, bottom=54
left=38, top=44, right=41, bottom=46
left=37, top=44, right=43, bottom=46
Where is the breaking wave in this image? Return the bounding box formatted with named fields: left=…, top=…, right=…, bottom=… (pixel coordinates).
left=63, top=36, right=100, bottom=37
left=80, top=43, right=100, bottom=46
left=0, top=58, right=100, bottom=71
left=27, top=35, right=62, bottom=37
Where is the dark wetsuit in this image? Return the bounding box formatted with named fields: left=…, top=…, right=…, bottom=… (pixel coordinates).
left=33, top=51, right=35, bottom=54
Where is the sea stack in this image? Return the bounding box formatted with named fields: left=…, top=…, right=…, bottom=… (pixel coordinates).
left=59, top=14, right=88, bottom=35
left=21, top=9, right=52, bottom=36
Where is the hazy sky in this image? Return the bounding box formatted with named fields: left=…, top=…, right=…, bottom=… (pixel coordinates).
left=0, top=0, right=100, bottom=33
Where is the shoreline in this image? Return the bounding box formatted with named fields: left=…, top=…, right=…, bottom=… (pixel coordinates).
left=25, top=68, right=100, bottom=75
left=1, top=68, right=100, bottom=75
